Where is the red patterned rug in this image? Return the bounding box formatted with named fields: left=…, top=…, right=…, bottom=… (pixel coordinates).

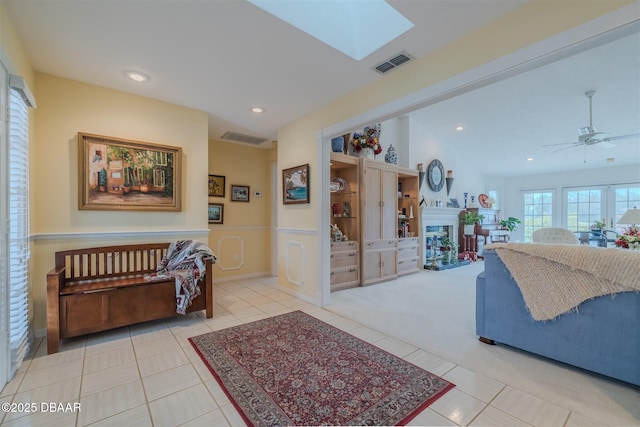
left=189, top=310, right=454, bottom=426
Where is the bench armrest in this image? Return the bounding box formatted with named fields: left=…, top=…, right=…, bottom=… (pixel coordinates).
left=204, top=258, right=213, bottom=318
left=46, top=266, right=65, bottom=354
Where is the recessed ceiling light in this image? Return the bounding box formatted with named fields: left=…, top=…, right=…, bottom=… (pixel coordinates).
left=252, top=107, right=264, bottom=113
left=124, top=71, right=149, bottom=82
left=456, top=126, right=464, bottom=131
left=526, top=157, right=534, bottom=161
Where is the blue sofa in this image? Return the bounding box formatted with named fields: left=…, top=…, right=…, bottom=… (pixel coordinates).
left=476, top=248, right=640, bottom=387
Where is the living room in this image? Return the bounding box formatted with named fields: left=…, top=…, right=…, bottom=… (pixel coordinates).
left=1, top=1, right=639, bottom=425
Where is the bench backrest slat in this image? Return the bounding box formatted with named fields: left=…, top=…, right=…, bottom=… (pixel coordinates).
left=55, top=243, right=170, bottom=283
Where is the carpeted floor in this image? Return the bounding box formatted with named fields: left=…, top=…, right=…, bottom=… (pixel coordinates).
left=189, top=310, right=455, bottom=426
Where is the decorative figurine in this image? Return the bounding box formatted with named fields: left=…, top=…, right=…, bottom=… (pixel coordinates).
left=384, top=144, right=398, bottom=164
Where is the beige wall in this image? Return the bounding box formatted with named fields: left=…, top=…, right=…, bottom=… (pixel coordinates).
left=207, top=139, right=275, bottom=281
left=0, top=2, right=33, bottom=87
left=29, top=73, right=209, bottom=332
left=276, top=0, right=634, bottom=301
left=1, top=0, right=634, bottom=329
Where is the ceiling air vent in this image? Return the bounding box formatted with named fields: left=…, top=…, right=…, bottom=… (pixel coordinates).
left=373, top=51, right=414, bottom=75
left=221, top=131, right=269, bottom=146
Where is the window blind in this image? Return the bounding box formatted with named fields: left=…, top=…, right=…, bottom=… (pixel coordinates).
left=7, top=86, right=31, bottom=378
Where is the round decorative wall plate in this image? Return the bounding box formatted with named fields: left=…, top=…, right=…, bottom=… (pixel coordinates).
left=427, top=159, right=445, bottom=192
left=478, top=193, right=490, bottom=208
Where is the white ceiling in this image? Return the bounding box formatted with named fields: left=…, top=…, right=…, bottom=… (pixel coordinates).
left=4, top=0, right=639, bottom=177
left=407, top=29, right=640, bottom=176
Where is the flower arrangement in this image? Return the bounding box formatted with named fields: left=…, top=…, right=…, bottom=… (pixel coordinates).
left=352, top=124, right=382, bottom=155
left=590, top=219, right=606, bottom=230
left=614, top=226, right=640, bottom=250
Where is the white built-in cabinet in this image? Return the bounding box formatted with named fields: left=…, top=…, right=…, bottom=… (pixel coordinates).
left=329, top=155, right=421, bottom=289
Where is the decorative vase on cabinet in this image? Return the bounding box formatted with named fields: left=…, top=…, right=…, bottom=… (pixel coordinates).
left=331, top=136, right=344, bottom=153
left=384, top=144, right=398, bottom=164
left=360, top=147, right=375, bottom=159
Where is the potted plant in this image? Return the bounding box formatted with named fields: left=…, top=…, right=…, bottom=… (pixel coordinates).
left=98, top=168, right=107, bottom=192
left=499, top=217, right=522, bottom=232
left=462, top=211, right=484, bottom=235
left=590, top=219, right=606, bottom=237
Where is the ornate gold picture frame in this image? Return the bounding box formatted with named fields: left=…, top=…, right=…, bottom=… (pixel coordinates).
left=78, top=132, right=182, bottom=211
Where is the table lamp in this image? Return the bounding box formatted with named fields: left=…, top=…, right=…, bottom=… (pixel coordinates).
left=617, top=207, right=640, bottom=226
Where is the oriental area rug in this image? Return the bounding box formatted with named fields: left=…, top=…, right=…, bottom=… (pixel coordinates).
left=189, top=310, right=454, bottom=426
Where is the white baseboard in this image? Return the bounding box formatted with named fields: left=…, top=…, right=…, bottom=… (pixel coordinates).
left=214, top=271, right=272, bottom=283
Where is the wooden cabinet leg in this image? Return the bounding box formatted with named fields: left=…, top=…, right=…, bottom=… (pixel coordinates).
left=479, top=336, right=496, bottom=345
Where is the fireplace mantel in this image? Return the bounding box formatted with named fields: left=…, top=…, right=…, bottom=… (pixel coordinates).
left=421, top=207, right=463, bottom=250
left=422, top=207, right=463, bottom=221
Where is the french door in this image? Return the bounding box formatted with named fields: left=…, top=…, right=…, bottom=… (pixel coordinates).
left=564, top=184, right=640, bottom=233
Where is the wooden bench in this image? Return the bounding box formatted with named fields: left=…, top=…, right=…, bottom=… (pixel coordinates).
left=46, top=243, right=213, bottom=354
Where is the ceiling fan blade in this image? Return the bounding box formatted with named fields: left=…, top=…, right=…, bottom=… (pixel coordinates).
left=596, top=141, right=616, bottom=148
left=551, top=145, right=580, bottom=153
left=602, top=133, right=640, bottom=142
left=543, top=142, right=580, bottom=147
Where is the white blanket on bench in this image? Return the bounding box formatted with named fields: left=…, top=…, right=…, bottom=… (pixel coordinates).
left=145, top=240, right=216, bottom=314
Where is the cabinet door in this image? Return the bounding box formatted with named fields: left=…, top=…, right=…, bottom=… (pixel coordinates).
left=363, top=166, right=382, bottom=241
left=381, top=169, right=398, bottom=240
left=380, top=250, right=397, bottom=279
left=362, top=250, right=381, bottom=283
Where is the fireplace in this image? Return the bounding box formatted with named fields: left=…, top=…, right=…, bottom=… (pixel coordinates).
left=422, top=207, right=467, bottom=270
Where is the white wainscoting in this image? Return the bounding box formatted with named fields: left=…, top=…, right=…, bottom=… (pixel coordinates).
left=285, top=241, right=306, bottom=286
left=216, top=236, right=244, bottom=271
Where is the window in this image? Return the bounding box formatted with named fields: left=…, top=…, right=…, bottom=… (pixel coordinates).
left=563, top=185, right=639, bottom=232
left=154, top=151, right=167, bottom=166
left=566, top=188, right=604, bottom=232
left=523, top=191, right=553, bottom=242
left=6, top=81, right=32, bottom=378
left=487, top=189, right=499, bottom=210
left=153, top=169, right=165, bottom=187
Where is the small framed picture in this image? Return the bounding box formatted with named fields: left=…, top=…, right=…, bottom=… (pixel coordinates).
left=231, top=185, right=250, bottom=202
left=283, top=163, right=310, bottom=204
left=450, top=198, right=460, bottom=208
left=208, top=175, right=225, bottom=197
left=208, top=203, right=223, bottom=224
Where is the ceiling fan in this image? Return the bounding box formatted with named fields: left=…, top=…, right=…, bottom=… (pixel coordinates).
left=545, top=90, right=640, bottom=153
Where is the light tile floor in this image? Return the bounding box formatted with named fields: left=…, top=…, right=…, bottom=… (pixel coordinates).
left=0, top=275, right=636, bottom=426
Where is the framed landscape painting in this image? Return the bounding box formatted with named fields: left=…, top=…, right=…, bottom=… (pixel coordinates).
left=282, top=163, right=309, bottom=204
left=78, top=132, right=181, bottom=211
left=231, top=184, right=250, bottom=202
left=208, top=203, right=223, bottom=224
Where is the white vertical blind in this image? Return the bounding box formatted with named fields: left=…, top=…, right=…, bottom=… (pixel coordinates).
left=7, top=85, right=31, bottom=378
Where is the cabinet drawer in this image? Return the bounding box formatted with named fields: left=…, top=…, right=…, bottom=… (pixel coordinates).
left=397, top=257, right=419, bottom=274
left=364, top=239, right=396, bottom=251
left=330, top=267, right=359, bottom=287
left=397, top=244, right=418, bottom=258
left=331, top=241, right=358, bottom=252
left=397, top=237, right=419, bottom=249
left=330, top=250, right=359, bottom=269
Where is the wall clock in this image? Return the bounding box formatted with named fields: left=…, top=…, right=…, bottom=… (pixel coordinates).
left=427, top=159, right=445, bottom=192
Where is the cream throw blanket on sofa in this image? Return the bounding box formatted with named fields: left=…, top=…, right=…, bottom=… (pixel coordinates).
left=487, top=243, right=640, bottom=321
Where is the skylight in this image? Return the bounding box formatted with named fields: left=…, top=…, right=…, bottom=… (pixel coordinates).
left=248, top=0, right=414, bottom=61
